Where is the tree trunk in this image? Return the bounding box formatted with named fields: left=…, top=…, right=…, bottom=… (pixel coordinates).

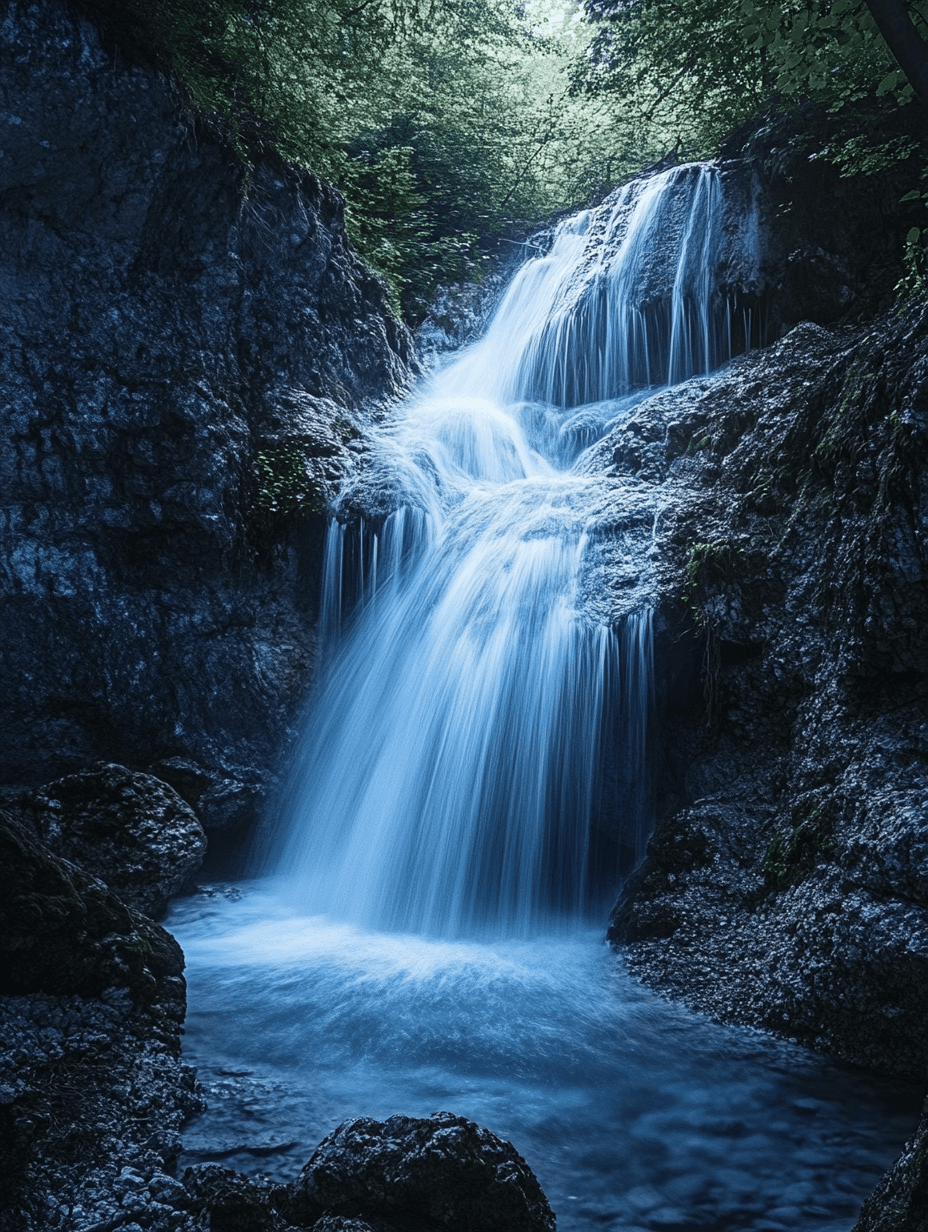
left=863, top=0, right=928, bottom=114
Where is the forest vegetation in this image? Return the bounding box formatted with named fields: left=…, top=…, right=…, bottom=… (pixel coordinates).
left=87, top=0, right=928, bottom=317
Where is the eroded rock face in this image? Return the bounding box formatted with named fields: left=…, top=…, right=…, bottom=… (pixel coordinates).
left=26, top=763, right=206, bottom=918
left=0, top=0, right=413, bottom=829
left=600, top=305, right=928, bottom=1076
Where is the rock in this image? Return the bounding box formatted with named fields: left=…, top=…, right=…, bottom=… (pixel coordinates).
left=181, top=1165, right=297, bottom=1232
left=602, top=302, right=928, bottom=1076
left=415, top=273, right=511, bottom=373
left=309, top=1219, right=379, bottom=1232
left=0, top=811, right=202, bottom=1230
left=26, top=763, right=206, bottom=918
left=853, top=1095, right=928, bottom=1232
left=0, top=0, right=413, bottom=826
left=287, top=1111, right=556, bottom=1232
left=0, top=809, right=185, bottom=1006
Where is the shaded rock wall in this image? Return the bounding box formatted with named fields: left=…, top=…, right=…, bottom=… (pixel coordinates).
left=0, top=810, right=202, bottom=1230
left=0, top=0, right=413, bottom=831
left=603, top=305, right=928, bottom=1077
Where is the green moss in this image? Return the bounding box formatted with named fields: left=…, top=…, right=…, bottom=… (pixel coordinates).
left=763, top=806, right=836, bottom=890
left=685, top=433, right=712, bottom=456
left=682, top=539, right=738, bottom=626
left=252, top=440, right=327, bottom=527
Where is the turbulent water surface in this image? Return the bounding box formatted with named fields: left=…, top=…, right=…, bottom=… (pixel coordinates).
left=169, top=165, right=919, bottom=1230
left=169, top=890, right=917, bottom=1231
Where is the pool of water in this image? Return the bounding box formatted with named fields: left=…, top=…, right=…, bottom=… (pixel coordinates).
left=167, top=883, right=920, bottom=1232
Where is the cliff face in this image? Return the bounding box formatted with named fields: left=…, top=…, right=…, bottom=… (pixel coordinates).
left=604, top=305, right=928, bottom=1078
left=0, top=0, right=413, bottom=831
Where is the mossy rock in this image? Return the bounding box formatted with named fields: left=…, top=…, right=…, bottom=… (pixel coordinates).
left=0, top=810, right=183, bottom=1003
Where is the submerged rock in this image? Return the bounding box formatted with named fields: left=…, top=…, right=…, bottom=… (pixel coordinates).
left=26, top=763, right=206, bottom=918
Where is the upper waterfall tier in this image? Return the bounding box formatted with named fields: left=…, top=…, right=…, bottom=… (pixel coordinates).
left=452, top=162, right=759, bottom=410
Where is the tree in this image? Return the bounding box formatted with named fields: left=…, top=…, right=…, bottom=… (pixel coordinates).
left=862, top=0, right=928, bottom=113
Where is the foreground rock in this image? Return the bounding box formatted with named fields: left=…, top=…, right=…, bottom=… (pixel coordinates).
left=853, top=1096, right=928, bottom=1232
left=181, top=1113, right=556, bottom=1232
left=0, top=811, right=202, bottom=1230
left=0, top=0, right=413, bottom=830
left=25, top=764, right=206, bottom=918
left=290, top=1112, right=556, bottom=1231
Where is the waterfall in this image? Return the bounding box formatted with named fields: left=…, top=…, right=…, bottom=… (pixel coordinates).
left=266, top=163, right=734, bottom=939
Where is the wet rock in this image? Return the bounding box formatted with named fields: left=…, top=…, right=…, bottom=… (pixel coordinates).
left=288, top=1111, right=556, bottom=1232
left=0, top=809, right=184, bottom=1005
left=415, top=273, right=511, bottom=373
left=0, top=0, right=413, bottom=825
left=0, top=812, right=202, bottom=1230
left=26, top=764, right=206, bottom=918
left=310, top=1219, right=380, bottom=1232
left=181, top=1165, right=297, bottom=1231
left=853, top=1096, right=928, bottom=1232
left=604, top=303, right=928, bottom=1076
left=0, top=989, right=203, bottom=1232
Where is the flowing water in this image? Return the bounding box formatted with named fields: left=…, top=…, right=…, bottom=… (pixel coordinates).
left=167, top=164, right=920, bottom=1229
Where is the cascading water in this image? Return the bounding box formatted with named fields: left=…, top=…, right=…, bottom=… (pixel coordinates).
left=166, top=164, right=917, bottom=1232
left=262, top=162, right=740, bottom=937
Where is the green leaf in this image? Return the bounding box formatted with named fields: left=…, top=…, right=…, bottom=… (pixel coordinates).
left=907, top=227, right=922, bottom=244
left=900, top=190, right=923, bottom=202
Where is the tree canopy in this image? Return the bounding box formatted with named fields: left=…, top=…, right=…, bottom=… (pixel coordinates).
left=102, top=0, right=928, bottom=315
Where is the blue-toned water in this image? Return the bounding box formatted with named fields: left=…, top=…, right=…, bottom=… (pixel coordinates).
left=169, top=165, right=919, bottom=1229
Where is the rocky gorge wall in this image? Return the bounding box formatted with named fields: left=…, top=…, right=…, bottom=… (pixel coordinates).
left=604, top=306, right=928, bottom=1078
left=0, top=0, right=413, bottom=835
left=598, top=306, right=928, bottom=1228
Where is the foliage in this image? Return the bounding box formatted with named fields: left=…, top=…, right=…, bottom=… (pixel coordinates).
left=97, top=0, right=651, bottom=318
left=763, top=807, right=836, bottom=890
left=682, top=540, right=737, bottom=626
left=94, top=0, right=928, bottom=317
left=253, top=440, right=326, bottom=524
left=576, top=0, right=928, bottom=158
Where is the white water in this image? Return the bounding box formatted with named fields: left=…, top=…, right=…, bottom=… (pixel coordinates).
left=168, top=164, right=918, bottom=1229
left=260, top=164, right=740, bottom=936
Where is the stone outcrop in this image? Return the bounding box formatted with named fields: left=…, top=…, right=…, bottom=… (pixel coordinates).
left=24, top=763, right=206, bottom=918
left=0, top=810, right=202, bottom=1231
left=178, top=1113, right=556, bottom=1232
left=289, top=1112, right=556, bottom=1232
left=599, top=304, right=928, bottom=1077
left=0, top=0, right=413, bottom=832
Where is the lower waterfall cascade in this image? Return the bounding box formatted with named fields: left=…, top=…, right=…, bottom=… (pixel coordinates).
left=166, top=163, right=919, bottom=1231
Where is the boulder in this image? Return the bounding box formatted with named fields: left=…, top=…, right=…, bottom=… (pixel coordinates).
left=27, top=763, right=206, bottom=917
left=287, top=1112, right=556, bottom=1232
left=0, top=808, right=185, bottom=1008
